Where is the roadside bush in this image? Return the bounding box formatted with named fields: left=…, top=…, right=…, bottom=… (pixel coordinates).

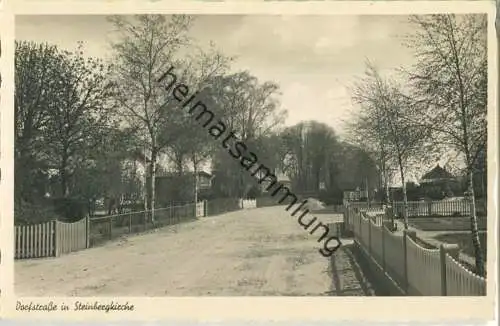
left=50, top=197, right=88, bottom=222
left=206, top=198, right=240, bottom=216
left=15, top=199, right=61, bottom=224
left=318, top=188, right=343, bottom=205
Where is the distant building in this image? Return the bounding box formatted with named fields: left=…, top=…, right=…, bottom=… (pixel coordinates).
left=416, top=164, right=467, bottom=200
left=155, top=171, right=213, bottom=194
left=419, top=164, right=455, bottom=184
left=343, top=187, right=368, bottom=202
left=258, top=169, right=291, bottom=193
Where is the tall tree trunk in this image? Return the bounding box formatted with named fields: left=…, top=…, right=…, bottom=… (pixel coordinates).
left=193, top=160, right=198, bottom=204
left=481, top=169, right=486, bottom=198
left=382, top=158, right=390, bottom=205
left=383, top=166, right=394, bottom=229
left=60, top=153, right=69, bottom=197
left=143, top=148, right=148, bottom=224
left=176, top=154, right=184, bottom=176
left=384, top=169, right=391, bottom=204
left=150, top=149, right=157, bottom=224
left=466, top=168, right=485, bottom=276
left=366, top=176, right=370, bottom=208
left=397, top=161, right=408, bottom=229
left=316, top=169, right=321, bottom=192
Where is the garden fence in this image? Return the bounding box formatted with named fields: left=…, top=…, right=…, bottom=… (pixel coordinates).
left=345, top=203, right=486, bottom=296
left=15, top=201, right=207, bottom=258
left=392, top=200, right=470, bottom=217
left=239, top=199, right=257, bottom=209
left=15, top=216, right=88, bottom=259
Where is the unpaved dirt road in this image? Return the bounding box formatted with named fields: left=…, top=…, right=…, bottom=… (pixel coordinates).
left=15, top=206, right=375, bottom=296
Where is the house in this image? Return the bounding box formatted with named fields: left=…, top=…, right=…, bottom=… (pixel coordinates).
left=194, top=171, right=214, bottom=190
left=417, top=164, right=465, bottom=199
left=154, top=171, right=213, bottom=205
left=343, top=187, right=369, bottom=202
left=257, top=168, right=291, bottom=193
left=419, top=164, right=455, bottom=184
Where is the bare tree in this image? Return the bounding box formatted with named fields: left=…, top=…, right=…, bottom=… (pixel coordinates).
left=161, top=44, right=231, bottom=202
left=207, top=71, right=285, bottom=197
left=347, top=95, right=392, bottom=206
left=281, top=121, right=339, bottom=193
left=349, top=61, right=433, bottom=229
left=108, top=15, right=193, bottom=224
left=404, top=14, right=487, bottom=276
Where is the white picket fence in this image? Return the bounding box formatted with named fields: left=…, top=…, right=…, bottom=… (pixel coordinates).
left=196, top=200, right=206, bottom=217
left=393, top=200, right=470, bottom=217
left=239, top=199, right=257, bottom=209
left=15, top=217, right=89, bottom=259
left=345, top=203, right=486, bottom=296
left=347, top=200, right=471, bottom=217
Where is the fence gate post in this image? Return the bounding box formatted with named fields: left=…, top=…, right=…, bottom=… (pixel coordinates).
left=403, top=230, right=417, bottom=295
left=439, top=243, right=460, bottom=296
left=358, top=211, right=362, bottom=243
left=53, top=220, right=59, bottom=257
left=381, top=223, right=386, bottom=272
left=86, top=216, right=90, bottom=249
left=368, top=215, right=372, bottom=255
left=109, top=216, right=113, bottom=240
left=403, top=230, right=408, bottom=295
left=344, top=206, right=350, bottom=231
left=439, top=244, right=447, bottom=296
left=403, top=230, right=416, bottom=295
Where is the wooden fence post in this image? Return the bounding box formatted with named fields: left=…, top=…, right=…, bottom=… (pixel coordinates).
left=53, top=220, right=59, bottom=257
left=381, top=223, right=386, bottom=272
left=358, top=211, right=362, bottom=242
left=344, top=206, right=350, bottom=231
left=403, top=229, right=417, bottom=295
left=368, top=215, right=372, bottom=255
left=86, top=216, right=90, bottom=249
left=439, top=243, right=460, bottom=296
left=109, top=216, right=113, bottom=240
left=128, top=213, right=132, bottom=234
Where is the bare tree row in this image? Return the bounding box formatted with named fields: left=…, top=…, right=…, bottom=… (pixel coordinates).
left=347, top=14, right=487, bottom=276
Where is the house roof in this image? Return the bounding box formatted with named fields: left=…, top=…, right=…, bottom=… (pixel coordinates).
left=420, top=164, right=454, bottom=181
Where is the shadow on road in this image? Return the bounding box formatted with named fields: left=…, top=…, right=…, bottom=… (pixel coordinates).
left=325, top=243, right=387, bottom=296
left=341, top=243, right=396, bottom=296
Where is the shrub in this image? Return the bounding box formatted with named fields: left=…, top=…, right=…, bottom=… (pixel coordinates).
left=50, top=197, right=89, bottom=222
left=15, top=200, right=60, bottom=224
left=318, top=188, right=343, bottom=205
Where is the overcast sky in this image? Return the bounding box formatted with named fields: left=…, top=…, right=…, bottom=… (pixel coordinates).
left=16, top=14, right=418, bottom=137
